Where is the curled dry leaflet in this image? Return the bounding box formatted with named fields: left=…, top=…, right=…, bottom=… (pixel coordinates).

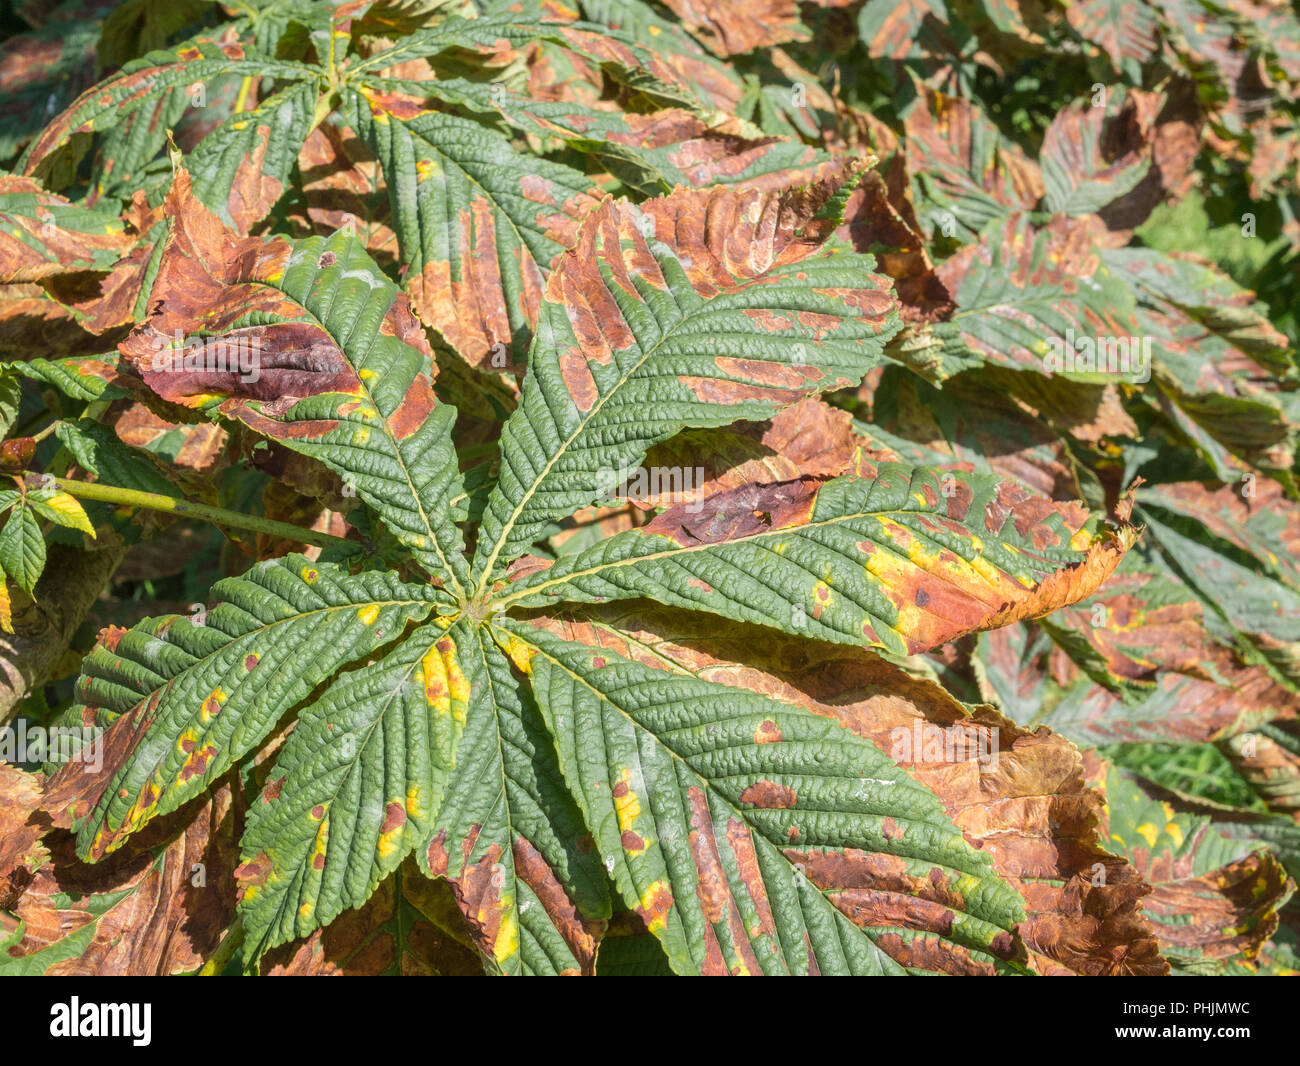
left=0, top=0, right=1296, bottom=979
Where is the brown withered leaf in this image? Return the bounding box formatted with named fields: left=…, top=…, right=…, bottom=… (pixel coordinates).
left=0, top=284, right=111, bottom=360
left=1095, top=757, right=1296, bottom=966
left=516, top=606, right=1167, bottom=975
left=0, top=763, right=47, bottom=909
left=2, top=779, right=239, bottom=975
left=623, top=397, right=883, bottom=513
left=660, top=0, right=807, bottom=56
left=261, top=861, right=485, bottom=976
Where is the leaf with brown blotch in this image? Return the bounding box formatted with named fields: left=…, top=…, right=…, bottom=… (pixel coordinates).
left=415, top=622, right=612, bottom=976
left=509, top=606, right=1166, bottom=975
left=426, top=84, right=831, bottom=198
left=980, top=564, right=1300, bottom=749
left=19, top=39, right=317, bottom=202
left=1136, top=486, right=1300, bottom=691
left=933, top=213, right=1144, bottom=378
left=619, top=397, right=865, bottom=512
left=472, top=163, right=904, bottom=581
left=343, top=84, right=601, bottom=370
left=1222, top=723, right=1300, bottom=820
left=503, top=464, right=1136, bottom=658
left=117, top=167, right=470, bottom=592
left=659, top=0, right=808, bottom=57
left=0, top=175, right=129, bottom=284
left=290, top=121, right=398, bottom=267
left=1065, top=0, right=1159, bottom=70
left=865, top=369, right=1091, bottom=503
left=1104, top=248, right=1298, bottom=481
left=832, top=169, right=955, bottom=327
left=1098, top=762, right=1296, bottom=970
left=2, top=781, right=240, bottom=976
left=903, top=88, right=1043, bottom=242
left=260, top=862, right=486, bottom=976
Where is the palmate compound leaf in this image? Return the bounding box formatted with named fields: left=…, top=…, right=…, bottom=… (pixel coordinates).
left=46, top=555, right=443, bottom=863
left=498, top=620, right=1032, bottom=975
left=471, top=164, right=905, bottom=586
left=118, top=169, right=471, bottom=597
left=500, top=464, right=1137, bottom=657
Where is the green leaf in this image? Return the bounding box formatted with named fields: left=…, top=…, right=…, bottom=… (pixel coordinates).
left=55, top=420, right=181, bottom=498
left=0, top=372, right=20, bottom=438
left=118, top=173, right=471, bottom=597
left=504, top=465, right=1129, bottom=657
left=418, top=622, right=612, bottom=975
left=472, top=174, right=903, bottom=584
left=507, top=621, right=1030, bottom=975
left=59, top=556, right=442, bottom=862
left=0, top=503, right=45, bottom=594
left=237, top=620, right=467, bottom=959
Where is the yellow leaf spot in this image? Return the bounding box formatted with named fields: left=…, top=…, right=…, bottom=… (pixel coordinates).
left=614, top=769, right=641, bottom=832
left=496, top=632, right=535, bottom=674
left=406, top=785, right=425, bottom=819
left=301, top=566, right=319, bottom=583
left=1134, top=822, right=1158, bottom=847
left=640, top=880, right=670, bottom=933
left=1165, top=821, right=1184, bottom=847
left=493, top=911, right=520, bottom=963
left=358, top=604, right=380, bottom=625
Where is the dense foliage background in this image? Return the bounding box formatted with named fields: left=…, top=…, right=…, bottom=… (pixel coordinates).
left=0, top=0, right=1298, bottom=976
